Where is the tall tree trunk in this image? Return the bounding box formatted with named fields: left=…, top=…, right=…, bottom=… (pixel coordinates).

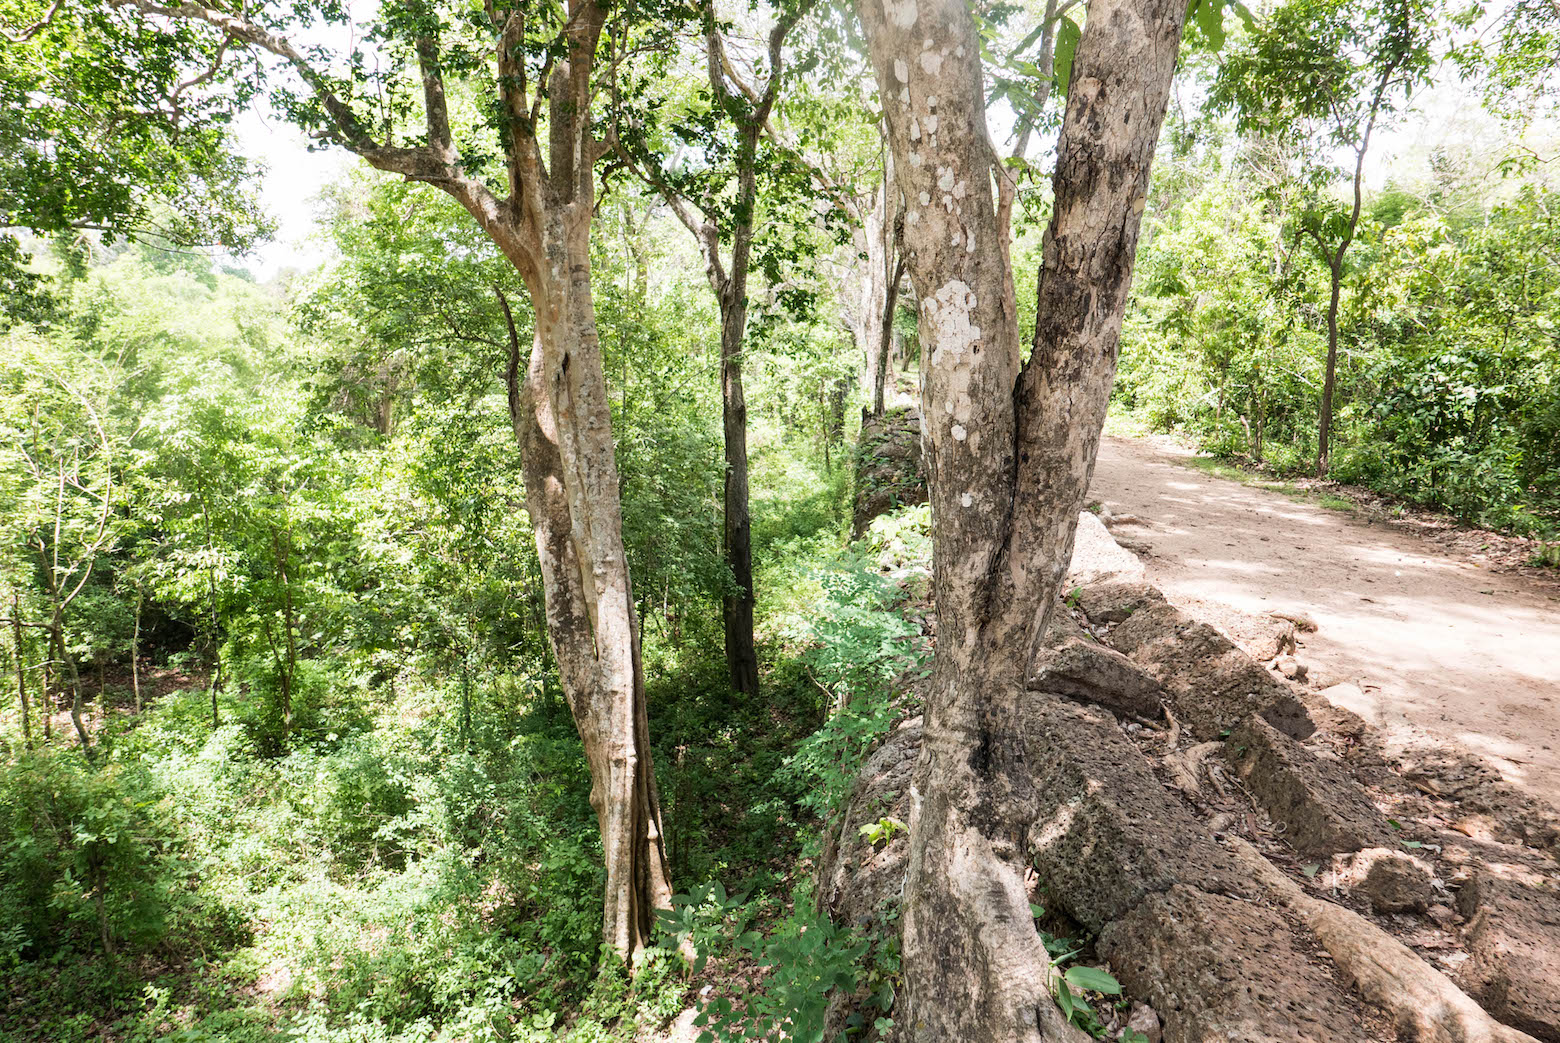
left=854, top=0, right=1186, bottom=1038
left=499, top=249, right=674, bottom=959
left=714, top=105, right=763, bottom=700
left=719, top=294, right=760, bottom=698
left=858, top=142, right=900, bottom=405
left=873, top=252, right=905, bottom=417
left=130, top=587, right=141, bottom=715
left=10, top=594, right=29, bottom=747
left=1317, top=259, right=1342, bottom=476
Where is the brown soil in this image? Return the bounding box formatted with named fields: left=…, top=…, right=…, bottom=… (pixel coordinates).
left=1088, top=435, right=1560, bottom=806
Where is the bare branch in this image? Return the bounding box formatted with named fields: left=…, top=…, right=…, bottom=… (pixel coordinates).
left=1, top=0, right=64, bottom=43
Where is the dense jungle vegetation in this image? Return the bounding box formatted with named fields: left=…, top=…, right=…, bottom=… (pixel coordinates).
left=0, top=0, right=1555, bottom=1040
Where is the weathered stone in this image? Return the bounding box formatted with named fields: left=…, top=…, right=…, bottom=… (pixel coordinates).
left=1073, top=580, right=1166, bottom=624
left=1029, top=637, right=1166, bottom=718
left=1216, top=612, right=1298, bottom=662
left=851, top=406, right=926, bottom=536
left=1067, top=510, right=1147, bottom=587
left=1227, top=715, right=1393, bottom=857
left=816, top=718, right=919, bottom=927
left=1456, top=860, right=1560, bottom=1041
left=1126, top=1003, right=1162, bottom=1043
left=1109, top=603, right=1315, bottom=740
left=1335, top=847, right=1434, bottom=913
left=1274, top=655, right=1307, bottom=680
left=1043, top=606, right=1093, bottom=648
left=1023, top=695, right=1251, bottom=930
left=1098, top=885, right=1371, bottom=1043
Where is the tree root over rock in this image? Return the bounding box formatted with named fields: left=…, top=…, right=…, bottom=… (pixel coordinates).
left=1229, top=836, right=1541, bottom=1043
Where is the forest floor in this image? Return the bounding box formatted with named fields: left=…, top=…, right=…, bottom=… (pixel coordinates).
left=1088, top=434, right=1560, bottom=806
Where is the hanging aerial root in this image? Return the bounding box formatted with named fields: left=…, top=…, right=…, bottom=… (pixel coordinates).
left=1227, top=837, right=1540, bottom=1043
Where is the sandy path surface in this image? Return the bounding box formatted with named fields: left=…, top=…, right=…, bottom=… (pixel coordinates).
left=1088, top=435, right=1560, bottom=806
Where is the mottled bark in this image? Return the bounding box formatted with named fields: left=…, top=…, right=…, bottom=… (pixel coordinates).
left=852, top=0, right=1187, bottom=1038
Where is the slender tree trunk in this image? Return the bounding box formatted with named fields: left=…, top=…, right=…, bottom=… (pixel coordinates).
left=1317, top=259, right=1342, bottom=476
left=130, top=588, right=141, bottom=715
left=499, top=237, right=674, bottom=959
left=719, top=297, right=760, bottom=698
left=873, top=253, right=905, bottom=417
left=854, top=0, right=1186, bottom=1038
left=11, top=594, right=30, bottom=747
left=41, top=654, right=51, bottom=743
left=52, top=622, right=90, bottom=758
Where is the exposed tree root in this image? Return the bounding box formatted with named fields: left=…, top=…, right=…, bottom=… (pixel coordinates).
left=1229, top=837, right=1541, bottom=1043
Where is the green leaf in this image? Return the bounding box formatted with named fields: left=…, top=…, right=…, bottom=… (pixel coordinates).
left=1063, top=965, right=1123, bottom=996
left=1053, top=16, right=1082, bottom=96
left=1053, top=977, right=1074, bottom=1018
left=1196, top=0, right=1226, bottom=51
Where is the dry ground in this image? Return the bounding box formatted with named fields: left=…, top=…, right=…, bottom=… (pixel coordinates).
left=1089, top=435, right=1560, bottom=805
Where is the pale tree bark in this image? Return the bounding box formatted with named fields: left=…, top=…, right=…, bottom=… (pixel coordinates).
left=852, top=0, right=1187, bottom=1038
left=857, top=141, right=903, bottom=412
left=111, top=0, right=673, bottom=961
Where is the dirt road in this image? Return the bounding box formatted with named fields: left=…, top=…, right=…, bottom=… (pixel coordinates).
left=1088, top=435, right=1560, bottom=806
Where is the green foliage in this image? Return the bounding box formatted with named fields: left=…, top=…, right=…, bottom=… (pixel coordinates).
left=658, top=883, right=874, bottom=1043
left=776, top=537, right=928, bottom=822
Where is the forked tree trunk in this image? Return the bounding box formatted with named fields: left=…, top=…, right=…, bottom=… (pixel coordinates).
left=853, top=0, right=1186, bottom=1037
left=117, top=0, right=676, bottom=965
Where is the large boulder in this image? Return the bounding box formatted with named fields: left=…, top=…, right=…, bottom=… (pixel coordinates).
left=1067, top=510, right=1148, bottom=586
left=1107, top=602, right=1314, bottom=741
left=1226, top=715, right=1394, bottom=857
left=1456, top=859, right=1560, bottom=1041
left=1023, top=695, right=1251, bottom=930
left=1098, top=885, right=1370, bottom=1043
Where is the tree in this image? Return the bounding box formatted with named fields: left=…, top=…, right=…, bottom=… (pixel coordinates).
left=15, top=0, right=685, bottom=960
left=0, top=338, right=128, bottom=759
left=1213, top=0, right=1436, bottom=475
left=613, top=0, right=819, bottom=699
left=851, top=0, right=1187, bottom=1036
left=0, top=2, right=268, bottom=319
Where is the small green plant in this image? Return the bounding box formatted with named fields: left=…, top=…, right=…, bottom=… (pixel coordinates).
left=858, top=816, right=908, bottom=848
left=1030, top=902, right=1125, bottom=1038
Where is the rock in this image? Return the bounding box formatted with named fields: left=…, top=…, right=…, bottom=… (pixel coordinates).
left=1226, top=715, right=1394, bottom=857
left=1274, top=655, right=1307, bottom=680
left=1216, top=613, right=1297, bottom=662
left=1043, top=607, right=1093, bottom=648
left=1108, top=603, right=1315, bottom=741
left=1098, top=886, right=1370, bottom=1043
left=1334, top=847, right=1434, bottom=913
left=851, top=406, right=926, bottom=536
left=1067, top=510, right=1147, bottom=587
left=1029, top=637, right=1166, bottom=718
left=1456, top=860, right=1560, bottom=1041
left=1073, top=581, right=1166, bottom=624
left=1126, top=1003, right=1162, bottom=1043
left=1024, top=695, right=1252, bottom=930
left=815, top=718, right=920, bottom=926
